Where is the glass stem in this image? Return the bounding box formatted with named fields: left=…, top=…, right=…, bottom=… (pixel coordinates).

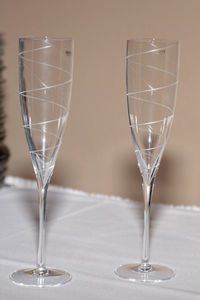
left=36, top=179, right=49, bottom=275
left=140, top=177, right=155, bottom=272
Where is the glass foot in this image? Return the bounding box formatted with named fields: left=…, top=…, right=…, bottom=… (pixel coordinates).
left=115, top=264, right=175, bottom=283
left=10, top=268, right=71, bottom=287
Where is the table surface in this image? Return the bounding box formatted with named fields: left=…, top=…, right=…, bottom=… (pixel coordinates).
left=0, top=176, right=200, bottom=299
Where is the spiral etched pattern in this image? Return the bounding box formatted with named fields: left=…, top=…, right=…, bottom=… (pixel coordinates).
left=127, top=42, right=178, bottom=180
left=19, top=40, right=73, bottom=184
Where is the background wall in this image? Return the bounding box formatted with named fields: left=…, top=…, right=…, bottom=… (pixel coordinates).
left=0, top=0, right=198, bottom=205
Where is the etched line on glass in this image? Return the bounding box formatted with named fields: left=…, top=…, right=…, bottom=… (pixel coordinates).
left=128, top=95, right=174, bottom=114
left=126, top=42, right=176, bottom=59
left=19, top=46, right=71, bottom=76
left=127, top=81, right=177, bottom=97
left=20, top=78, right=72, bottom=94
left=128, top=60, right=176, bottom=78
left=20, top=94, right=68, bottom=113
left=25, top=127, right=60, bottom=139
left=24, top=115, right=68, bottom=128
left=130, top=117, right=172, bottom=128
left=30, top=145, right=59, bottom=154
left=135, top=145, right=162, bottom=153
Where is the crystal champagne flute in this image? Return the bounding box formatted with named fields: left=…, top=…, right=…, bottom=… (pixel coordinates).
left=10, top=37, right=74, bottom=287
left=115, top=38, right=179, bottom=282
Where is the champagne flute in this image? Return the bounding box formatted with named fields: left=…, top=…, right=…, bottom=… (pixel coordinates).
left=115, top=38, right=179, bottom=282
left=10, top=37, right=74, bottom=287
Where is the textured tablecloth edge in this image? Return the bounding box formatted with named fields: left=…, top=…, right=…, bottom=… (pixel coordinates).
left=4, top=176, right=127, bottom=202
left=4, top=176, right=200, bottom=212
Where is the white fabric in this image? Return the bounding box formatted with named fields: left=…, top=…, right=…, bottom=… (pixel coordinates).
left=0, top=176, right=199, bottom=299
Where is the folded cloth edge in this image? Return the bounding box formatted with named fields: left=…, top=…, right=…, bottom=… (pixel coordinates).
left=4, top=176, right=200, bottom=212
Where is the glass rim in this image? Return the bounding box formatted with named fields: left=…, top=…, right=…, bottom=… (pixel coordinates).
left=127, top=38, right=179, bottom=45
left=19, top=36, right=73, bottom=41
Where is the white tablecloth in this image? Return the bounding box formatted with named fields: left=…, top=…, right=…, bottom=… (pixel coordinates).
left=0, top=176, right=200, bottom=299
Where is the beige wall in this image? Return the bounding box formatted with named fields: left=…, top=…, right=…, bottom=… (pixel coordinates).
left=0, top=0, right=199, bottom=205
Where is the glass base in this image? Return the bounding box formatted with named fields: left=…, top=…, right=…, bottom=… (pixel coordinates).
left=115, top=264, right=175, bottom=283
left=10, top=268, right=71, bottom=287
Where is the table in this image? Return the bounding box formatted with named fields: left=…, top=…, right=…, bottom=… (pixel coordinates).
left=0, top=176, right=200, bottom=299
